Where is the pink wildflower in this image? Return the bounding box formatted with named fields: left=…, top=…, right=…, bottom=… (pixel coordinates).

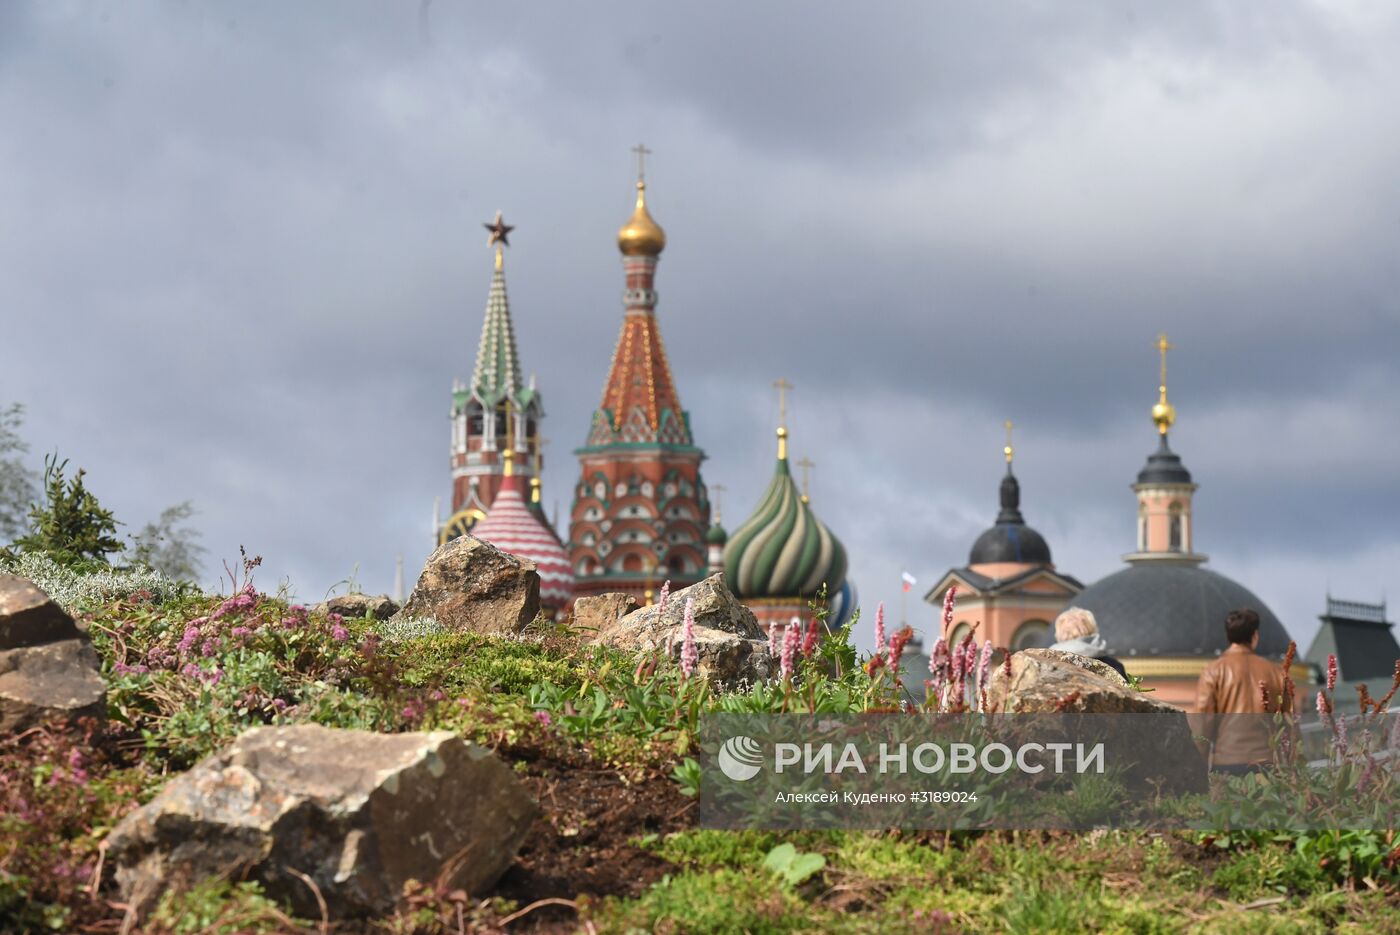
left=534, top=710, right=553, bottom=727
left=781, top=620, right=800, bottom=680
left=1316, top=690, right=1331, bottom=718
left=177, top=625, right=201, bottom=656
left=113, top=660, right=149, bottom=676
left=679, top=596, right=698, bottom=679
left=888, top=627, right=914, bottom=684
left=1326, top=653, right=1338, bottom=692
left=942, top=586, right=958, bottom=635
left=657, top=579, right=671, bottom=615
left=199, top=638, right=221, bottom=658
left=768, top=621, right=781, bottom=656
left=801, top=617, right=820, bottom=658
left=930, top=636, right=949, bottom=676
left=874, top=601, right=887, bottom=658
left=331, top=624, right=349, bottom=642
left=1335, top=712, right=1350, bottom=759
left=66, top=748, right=88, bottom=784
left=976, top=640, right=993, bottom=691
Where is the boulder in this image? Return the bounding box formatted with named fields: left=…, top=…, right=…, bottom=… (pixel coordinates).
left=987, top=648, right=1164, bottom=714
left=107, top=724, right=538, bottom=920
left=313, top=593, right=400, bottom=622
left=0, top=574, right=83, bottom=649
left=571, top=592, right=637, bottom=636
left=0, top=576, right=105, bottom=733
left=987, top=648, right=1206, bottom=793
left=1031, top=648, right=1130, bottom=687
left=591, top=575, right=776, bottom=688
left=397, top=537, right=540, bottom=635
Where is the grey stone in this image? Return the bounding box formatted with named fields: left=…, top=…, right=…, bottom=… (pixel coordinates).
left=397, top=536, right=540, bottom=635
left=107, top=724, right=538, bottom=920
left=591, top=575, right=775, bottom=688
left=313, top=593, right=400, bottom=622
left=0, top=574, right=82, bottom=650
left=986, top=648, right=1206, bottom=793
left=0, top=638, right=108, bottom=732
left=571, top=592, right=638, bottom=636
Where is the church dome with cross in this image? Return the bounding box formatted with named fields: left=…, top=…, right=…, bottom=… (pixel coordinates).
left=1067, top=335, right=1303, bottom=710
left=722, top=382, right=848, bottom=625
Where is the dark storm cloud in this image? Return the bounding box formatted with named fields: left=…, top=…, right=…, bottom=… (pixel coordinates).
left=2, top=0, right=1397, bottom=650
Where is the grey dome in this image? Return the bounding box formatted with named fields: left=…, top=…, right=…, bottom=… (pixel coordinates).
left=968, top=470, right=1053, bottom=566
left=1071, top=563, right=1292, bottom=658
left=1137, top=435, right=1193, bottom=486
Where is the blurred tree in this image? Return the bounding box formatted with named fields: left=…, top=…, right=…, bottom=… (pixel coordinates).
left=0, top=403, right=36, bottom=543
left=129, top=501, right=206, bottom=582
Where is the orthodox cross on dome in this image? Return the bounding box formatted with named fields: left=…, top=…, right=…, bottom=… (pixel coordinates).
left=484, top=210, right=514, bottom=270
left=1003, top=420, right=1015, bottom=465
left=1152, top=333, right=1177, bottom=436
left=632, top=143, right=652, bottom=182
left=711, top=483, right=726, bottom=523
left=795, top=457, right=815, bottom=503
left=773, top=378, right=793, bottom=461
left=1156, top=333, right=1174, bottom=390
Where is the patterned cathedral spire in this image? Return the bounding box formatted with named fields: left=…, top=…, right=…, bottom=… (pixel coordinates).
left=568, top=149, right=711, bottom=602
left=441, top=212, right=546, bottom=543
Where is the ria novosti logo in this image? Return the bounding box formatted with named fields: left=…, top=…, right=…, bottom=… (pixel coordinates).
left=717, top=735, right=764, bottom=782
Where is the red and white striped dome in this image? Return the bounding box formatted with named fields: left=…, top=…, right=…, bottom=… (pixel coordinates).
left=472, top=476, right=574, bottom=610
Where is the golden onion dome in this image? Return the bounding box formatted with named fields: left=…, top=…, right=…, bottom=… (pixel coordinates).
left=617, top=181, right=666, bottom=256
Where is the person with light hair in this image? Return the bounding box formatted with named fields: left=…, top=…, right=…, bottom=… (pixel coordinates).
left=1050, top=607, right=1127, bottom=678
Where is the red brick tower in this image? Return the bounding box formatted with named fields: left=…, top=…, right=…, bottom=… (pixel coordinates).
left=567, top=151, right=710, bottom=603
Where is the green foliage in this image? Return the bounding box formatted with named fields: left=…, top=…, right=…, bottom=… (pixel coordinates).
left=0, top=402, right=36, bottom=542
left=672, top=756, right=702, bottom=796
left=0, top=549, right=187, bottom=612
left=128, top=500, right=206, bottom=582
left=149, top=879, right=305, bottom=934
left=4, top=454, right=123, bottom=565
left=762, top=842, right=827, bottom=886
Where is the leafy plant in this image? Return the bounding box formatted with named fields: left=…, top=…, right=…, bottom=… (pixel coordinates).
left=3, top=453, right=123, bottom=565
left=761, top=842, right=827, bottom=886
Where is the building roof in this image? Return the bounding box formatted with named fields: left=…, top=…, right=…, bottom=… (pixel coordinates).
left=469, top=255, right=534, bottom=412
left=1070, top=563, right=1292, bottom=658
left=967, top=468, right=1053, bottom=566
left=1304, top=597, right=1399, bottom=683
left=723, top=457, right=847, bottom=600
left=470, top=475, right=574, bottom=610
left=1136, top=434, right=1193, bottom=486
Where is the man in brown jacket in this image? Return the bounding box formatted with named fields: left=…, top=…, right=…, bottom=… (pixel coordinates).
left=1193, top=608, right=1294, bottom=774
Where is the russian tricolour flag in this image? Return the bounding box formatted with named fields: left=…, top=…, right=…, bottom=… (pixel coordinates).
left=901, top=571, right=917, bottom=592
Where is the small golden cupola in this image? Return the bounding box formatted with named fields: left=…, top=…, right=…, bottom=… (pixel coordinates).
left=617, top=180, right=666, bottom=256
left=617, top=144, right=667, bottom=257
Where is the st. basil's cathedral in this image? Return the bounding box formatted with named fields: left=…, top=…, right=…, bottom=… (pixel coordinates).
left=432, top=153, right=852, bottom=626
left=430, top=150, right=1385, bottom=712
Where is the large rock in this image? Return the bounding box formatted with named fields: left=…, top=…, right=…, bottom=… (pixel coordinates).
left=591, top=575, right=777, bottom=688
left=107, top=725, right=538, bottom=919
left=987, top=648, right=1206, bottom=793
left=571, top=592, right=638, bottom=636
left=313, top=593, right=400, bottom=621
left=0, top=576, right=105, bottom=733
left=397, top=537, right=540, bottom=635
left=0, top=574, right=83, bottom=649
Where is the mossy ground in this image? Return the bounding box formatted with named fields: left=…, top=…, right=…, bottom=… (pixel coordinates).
left=1, top=563, right=1397, bottom=933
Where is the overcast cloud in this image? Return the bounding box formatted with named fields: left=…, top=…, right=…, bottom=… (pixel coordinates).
left=3, top=1, right=1397, bottom=649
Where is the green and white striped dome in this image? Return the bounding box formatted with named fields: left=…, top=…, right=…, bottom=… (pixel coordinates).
left=723, top=458, right=847, bottom=599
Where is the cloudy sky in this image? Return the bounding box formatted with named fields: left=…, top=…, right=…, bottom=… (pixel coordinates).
left=3, top=1, right=1398, bottom=649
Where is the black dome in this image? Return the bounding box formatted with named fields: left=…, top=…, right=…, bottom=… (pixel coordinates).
left=968, top=470, right=1053, bottom=566
left=1137, top=435, right=1193, bottom=485
left=1070, top=563, right=1292, bottom=658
